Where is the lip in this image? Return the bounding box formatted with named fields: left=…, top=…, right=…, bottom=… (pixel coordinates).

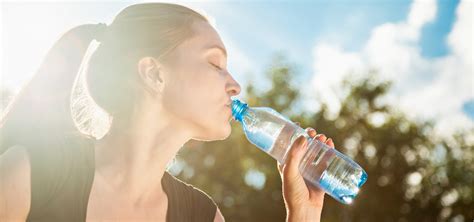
left=224, top=104, right=232, bottom=120
left=225, top=101, right=233, bottom=111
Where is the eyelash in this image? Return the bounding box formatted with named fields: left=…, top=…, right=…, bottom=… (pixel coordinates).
left=210, top=63, right=223, bottom=71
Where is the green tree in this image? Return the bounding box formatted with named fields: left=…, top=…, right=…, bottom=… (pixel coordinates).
left=311, top=75, right=473, bottom=221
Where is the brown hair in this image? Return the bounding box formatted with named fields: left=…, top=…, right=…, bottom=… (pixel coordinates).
left=0, top=3, right=208, bottom=154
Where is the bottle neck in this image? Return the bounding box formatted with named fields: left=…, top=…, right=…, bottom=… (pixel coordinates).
left=231, top=99, right=248, bottom=122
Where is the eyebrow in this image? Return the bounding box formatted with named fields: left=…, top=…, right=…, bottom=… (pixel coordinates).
left=205, top=45, right=227, bottom=58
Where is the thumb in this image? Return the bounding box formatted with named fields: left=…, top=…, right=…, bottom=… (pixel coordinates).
left=282, top=136, right=309, bottom=180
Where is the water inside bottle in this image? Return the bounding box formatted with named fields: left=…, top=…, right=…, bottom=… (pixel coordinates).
left=264, top=121, right=367, bottom=204
left=299, top=140, right=368, bottom=204
left=241, top=108, right=367, bottom=204
left=242, top=108, right=290, bottom=154
left=268, top=121, right=306, bottom=163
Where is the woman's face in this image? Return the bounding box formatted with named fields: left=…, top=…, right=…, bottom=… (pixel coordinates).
left=157, top=20, right=241, bottom=141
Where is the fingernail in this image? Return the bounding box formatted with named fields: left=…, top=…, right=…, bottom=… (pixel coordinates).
left=296, top=136, right=304, bottom=144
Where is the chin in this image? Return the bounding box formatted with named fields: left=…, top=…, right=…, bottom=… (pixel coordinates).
left=217, top=127, right=232, bottom=140
left=194, top=123, right=232, bottom=141
left=212, top=125, right=232, bottom=141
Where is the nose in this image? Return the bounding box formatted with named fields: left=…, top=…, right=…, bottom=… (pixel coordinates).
left=226, top=72, right=241, bottom=97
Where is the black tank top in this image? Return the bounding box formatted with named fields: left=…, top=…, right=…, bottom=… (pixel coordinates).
left=23, top=138, right=217, bottom=222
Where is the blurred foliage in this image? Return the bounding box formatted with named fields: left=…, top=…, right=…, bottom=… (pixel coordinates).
left=173, top=55, right=474, bottom=221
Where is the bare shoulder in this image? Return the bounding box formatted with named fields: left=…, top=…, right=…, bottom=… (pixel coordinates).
left=0, top=145, right=31, bottom=221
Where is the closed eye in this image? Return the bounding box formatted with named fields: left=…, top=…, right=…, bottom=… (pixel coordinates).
left=210, top=63, right=223, bottom=71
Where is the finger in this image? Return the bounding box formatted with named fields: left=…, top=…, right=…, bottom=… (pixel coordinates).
left=282, top=136, right=308, bottom=180
left=305, top=128, right=317, bottom=138
left=326, top=138, right=335, bottom=148
left=315, top=134, right=327, bottom=143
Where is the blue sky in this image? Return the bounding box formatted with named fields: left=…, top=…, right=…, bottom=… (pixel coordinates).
left=1, top=0, right=472, bottom=134
left=202, top=0, right=461, bottom=85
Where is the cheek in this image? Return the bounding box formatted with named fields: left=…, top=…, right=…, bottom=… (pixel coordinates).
left=161, top=60, right=230, bottom=139
left=166, top=94, right=228, bottom=140
left=162, top=67, right=223, bottom=123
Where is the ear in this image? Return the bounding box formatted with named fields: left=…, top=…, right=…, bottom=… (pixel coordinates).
left=137, top=57, right=165, bottom=96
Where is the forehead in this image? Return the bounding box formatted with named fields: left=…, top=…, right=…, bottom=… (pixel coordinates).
left=183, top=21, right=227, bottom=57
left=161, top=20, right=227, bottom=65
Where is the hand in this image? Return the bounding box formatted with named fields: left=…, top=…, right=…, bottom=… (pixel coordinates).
left=277, top=124, right=335, bottom=222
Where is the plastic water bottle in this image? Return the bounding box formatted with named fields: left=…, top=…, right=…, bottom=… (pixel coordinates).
left=231, top=99, right=367, bottom=204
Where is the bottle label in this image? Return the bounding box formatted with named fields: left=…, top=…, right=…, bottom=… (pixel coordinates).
left=269, top=122, right=298, bottom=163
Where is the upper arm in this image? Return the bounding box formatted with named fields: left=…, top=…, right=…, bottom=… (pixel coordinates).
left=213, top=207, right=225, bottom=222
left=0, top=146, right=31, bottom=221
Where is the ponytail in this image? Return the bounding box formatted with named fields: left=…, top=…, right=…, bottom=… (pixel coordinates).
left=1, top=3, right=212, bottom=155
left=0, top=24, right=105, bottom=154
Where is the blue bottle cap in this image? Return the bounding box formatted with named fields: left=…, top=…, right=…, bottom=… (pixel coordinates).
left=231, top=99, right=248, bottom=122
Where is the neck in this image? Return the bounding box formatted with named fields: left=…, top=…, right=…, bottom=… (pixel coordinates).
left=93, top=106, right=191, bottom=207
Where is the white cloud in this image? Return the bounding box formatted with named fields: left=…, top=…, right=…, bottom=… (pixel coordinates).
left=408, top=0, right=437, bottom=29
left=309, top=43, right=365, bottom=115
left=309, top=0, right=474, bottom=134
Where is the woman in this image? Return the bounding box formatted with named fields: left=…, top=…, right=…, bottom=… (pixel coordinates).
left=0, top=3, right=335, bottom=221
